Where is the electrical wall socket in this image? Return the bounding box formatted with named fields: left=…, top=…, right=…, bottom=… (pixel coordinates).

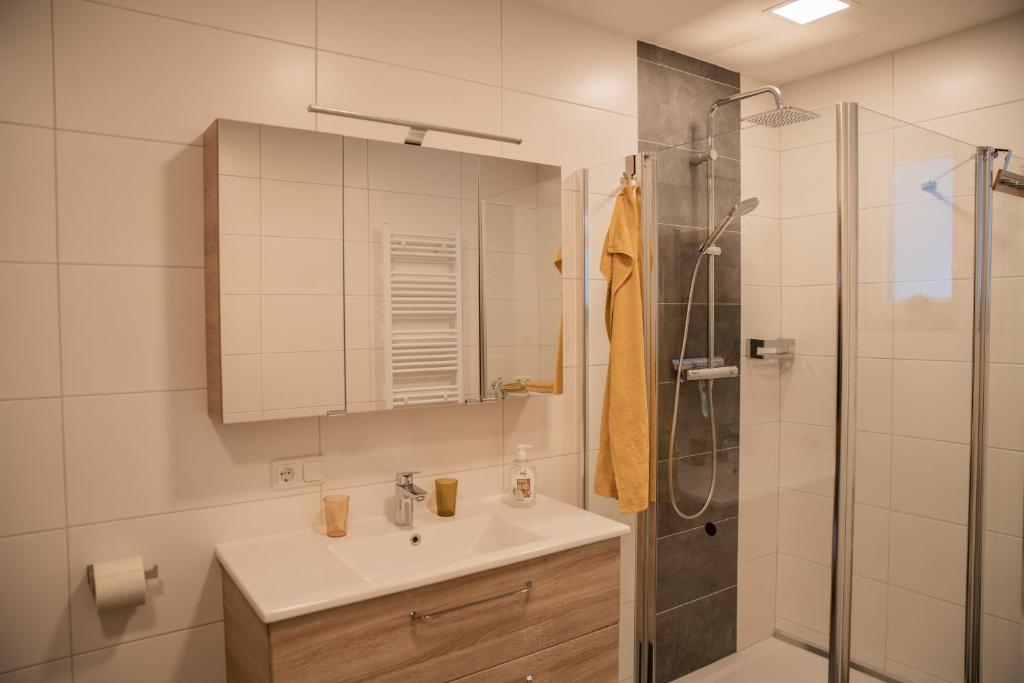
left=272, top=456, right=326, bottom=490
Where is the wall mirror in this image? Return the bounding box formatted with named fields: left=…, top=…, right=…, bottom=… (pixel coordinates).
left=204, top=119, right=564, bottom=423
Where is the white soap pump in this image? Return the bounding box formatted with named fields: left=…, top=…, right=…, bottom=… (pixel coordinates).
left=509, top=444, right=537, bottom=507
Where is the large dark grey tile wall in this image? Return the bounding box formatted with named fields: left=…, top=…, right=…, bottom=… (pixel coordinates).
left=637, top=41, right=742, bottom=682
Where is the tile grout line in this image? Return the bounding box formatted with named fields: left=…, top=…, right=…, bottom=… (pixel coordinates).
left=48, top=0, right=77, bottom=673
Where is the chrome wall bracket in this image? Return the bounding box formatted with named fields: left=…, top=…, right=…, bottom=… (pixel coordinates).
left=749, top=337, right=795, bottom=360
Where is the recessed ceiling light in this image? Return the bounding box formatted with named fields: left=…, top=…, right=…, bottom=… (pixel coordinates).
left=768, top=0, right=850, bottom=25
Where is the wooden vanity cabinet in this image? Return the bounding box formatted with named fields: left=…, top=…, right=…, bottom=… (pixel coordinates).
left=223, top=539, right=620, bottom=683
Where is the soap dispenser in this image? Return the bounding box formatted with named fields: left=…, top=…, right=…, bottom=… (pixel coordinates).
left=509, top=444, right=537, bottom=507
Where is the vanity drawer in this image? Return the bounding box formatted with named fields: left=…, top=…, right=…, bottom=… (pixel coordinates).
left=451, top=625, right=618, bottom=683
left=264, top=538, right=619, bottom=683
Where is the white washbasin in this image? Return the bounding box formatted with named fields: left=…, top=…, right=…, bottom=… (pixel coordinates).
left=331, top=514, right=543, bottom=580
left=216, top=494, right=630, bottom=623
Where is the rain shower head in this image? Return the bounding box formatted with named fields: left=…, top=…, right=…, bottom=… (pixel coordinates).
left=742, top=105, right=820, bottom=128
left=700, top=197, right=759, bottom=253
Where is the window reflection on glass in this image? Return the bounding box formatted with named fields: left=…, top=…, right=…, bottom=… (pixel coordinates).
left=893, top=155, right=954, bottom=301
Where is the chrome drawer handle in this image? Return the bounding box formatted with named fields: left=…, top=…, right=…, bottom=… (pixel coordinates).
left=410, top=580, right=533, bottom=622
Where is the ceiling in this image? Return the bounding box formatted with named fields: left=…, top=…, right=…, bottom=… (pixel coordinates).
left=527, top=0, right=1024, bottom=82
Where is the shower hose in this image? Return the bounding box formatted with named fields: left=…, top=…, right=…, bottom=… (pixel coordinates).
left=666, top=252, right=718, bottom=519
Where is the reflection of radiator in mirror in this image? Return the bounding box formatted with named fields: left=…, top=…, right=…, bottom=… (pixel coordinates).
left=384, top=231, right=463, bottom=407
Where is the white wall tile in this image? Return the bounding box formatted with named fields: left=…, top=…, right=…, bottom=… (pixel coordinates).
left=855, top=431, right=892, bottom=509
left=320, top=401, right=502, bottom=489
left=218, top=234, right=260, bottom=294
left=738, top=487, right=778, bottom=565
left=317, top=53, right=500, bottom=156
left=220, top=295, right=260, bottom=355
left=740, top=356, right=781, bottom=425
left=886, top=586, right=965, bottom=682
left=221, top=354, right=261, bottom=415
left=983, top=531, right=1022, bottom=624
left=891, top=436, right=969, bottom=525
left=778, top=488, right=831, bottom=566
left=894, top=14, right=1024, bottom=123
left=853, top=504, right=890, bottom=583
left=740, top=286, right=781, bottom=354
left=740, top=144, right=780, bottom=218
left=262, top=351, right=344, bottom=412
left=0, top=659, right=72, bottom=683
left=217, top=120, right=260, bottom=178
left=259, top=126, right=341, bottom=185
left=851, top=575, right=888, bottom=659
left=890, top=512, right=967, bottom=605
left=261, top=180, right=343, bottom=240
left=779, top=422, right=834, bottom=497
left=858, top=282, right=894, bottom=359
left=986, top=448, right=1024, bottom=538
left=991, top=277, right=1024, bottom=365
left=780, top=214, right=836, bottom=286
left=261, top=237, right=343, bottom=295
left=501, top=1, right=636, bottom=117
left=57, top=132, right=204, bottom=267
left=892, top=278, right=973, bottom=362
left=892, top=359, right=971, bottom=443
left=500, top=91, right=637, bottom=175
left=776, top=553, right=830, bottom=635
left=779, top=142, right=835, bottom=218
left=318, top=0, right=499, bottom=85
left=0, top=124, right=56, bottom=263
left=66, top=494, right=318, bottom=652
left=63, top=390, right=318, bottom=524
left=0, top=399, right=65, bottom=536
left=0, top=531, right=70, bottom=672
left=856, top=357, right=892, bottom=435
left=74, top=623, right=224, bottom=683
left=982, top=614, right=1023, bottom=683
left=738, top=553, right=777, bottom=630
left=54, top=0, right=314, bottom=144
left=782, top=54, right=894, bottom=117
left=781, top=285, right=836, bottom=356
left=218, top=175, right=260, bottom=236
left=780, top=355, right=836, bottom=428
left=261, top=295, right=343, bottom=353
left=739, top=421, right=779, bottom=495
left=987, top=363, right=1024, bottom=452
left=740, top=217, right=780, bottom=287
left=0, top=0, right=53, bottom=126
left=59, top=266, right=205, bottom=395
left=0, top=264, right=61, bottom=399
left=98, top=0, right=316, bottom=45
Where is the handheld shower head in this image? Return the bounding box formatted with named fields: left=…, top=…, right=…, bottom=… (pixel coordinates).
left=699, top=197, right=759, bottom=253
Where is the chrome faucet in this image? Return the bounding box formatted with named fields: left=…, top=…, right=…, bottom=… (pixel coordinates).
left=394, top=472, right=426, bottom=526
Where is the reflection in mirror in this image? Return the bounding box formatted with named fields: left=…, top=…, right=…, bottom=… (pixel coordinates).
left=479, top=158, right=564, bottom=398
left=357, top=141, right=482, bottom=411
left=206, top=120, right=565, bottom=423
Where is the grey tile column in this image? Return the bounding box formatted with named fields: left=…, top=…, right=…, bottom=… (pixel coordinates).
left=636, top=42, right=742, bottom=682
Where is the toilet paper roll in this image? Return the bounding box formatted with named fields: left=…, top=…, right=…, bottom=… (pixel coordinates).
left=92, top=556, right=147, bottom=611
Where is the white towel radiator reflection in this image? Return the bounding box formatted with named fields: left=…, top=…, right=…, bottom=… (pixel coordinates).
left=384, top=231, right=463, bottom=407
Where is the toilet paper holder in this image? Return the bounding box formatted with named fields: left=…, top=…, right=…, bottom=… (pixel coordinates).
left=86, top=562, right=159, bottom=597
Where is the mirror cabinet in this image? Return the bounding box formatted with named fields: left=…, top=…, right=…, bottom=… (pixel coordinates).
left=204, top=120, right=565, bottom=423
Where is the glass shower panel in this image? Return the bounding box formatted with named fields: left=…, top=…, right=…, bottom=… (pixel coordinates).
left=983, top=153, right=1024, bottom=681
left=851, top=108, right=979, bottom=682
left=769, top=105, right=841, bottom=659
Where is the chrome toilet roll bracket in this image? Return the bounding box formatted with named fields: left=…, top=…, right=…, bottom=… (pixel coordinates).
left=86, top=563, right=159, bottom=597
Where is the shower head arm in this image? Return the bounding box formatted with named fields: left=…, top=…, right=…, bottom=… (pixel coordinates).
left=703, top=86, right=784, bottom=152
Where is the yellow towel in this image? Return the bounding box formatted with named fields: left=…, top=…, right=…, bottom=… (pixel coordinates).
left=595, top=181, right=650, bottom=513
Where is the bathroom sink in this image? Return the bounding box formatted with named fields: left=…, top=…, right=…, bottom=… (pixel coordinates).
left=216, top=494, right=629, bottom=623
left=330, top=514, right=543, bottom=580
